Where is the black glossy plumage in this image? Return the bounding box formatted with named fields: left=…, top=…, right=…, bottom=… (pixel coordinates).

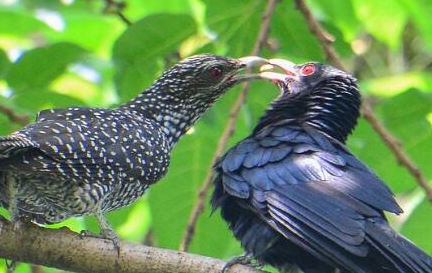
left=0, top=54, right=252, bottom=241
left=212, top=62, right=432, bottom=273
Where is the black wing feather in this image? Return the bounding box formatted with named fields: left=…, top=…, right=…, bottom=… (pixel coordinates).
left=214, top=124, right=421, bottom=273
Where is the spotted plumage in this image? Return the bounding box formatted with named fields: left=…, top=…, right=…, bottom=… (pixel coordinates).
left=0, top=54, right=268, bottom=244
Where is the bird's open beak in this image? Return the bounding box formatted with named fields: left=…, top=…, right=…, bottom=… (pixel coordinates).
left=229, top=56, right=271, bottom=83
left=258, top=58, right=300, bottom=93
left=230, top=57, right=298, bottom=94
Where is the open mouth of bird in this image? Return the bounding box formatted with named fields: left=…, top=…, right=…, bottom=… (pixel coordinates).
left=259, top=58, right=299, bottom=94
left=236, top=56, right=297, bottom=94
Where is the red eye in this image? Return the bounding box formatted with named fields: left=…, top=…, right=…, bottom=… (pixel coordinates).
left=209, top=67, right=223, bottom=79
left=300, top=64, right=315, bottom=76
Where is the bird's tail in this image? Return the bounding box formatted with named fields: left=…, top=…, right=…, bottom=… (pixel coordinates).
left=366, top=220, right=432, bottom=273
left=0, top=134, right=34, bottom=159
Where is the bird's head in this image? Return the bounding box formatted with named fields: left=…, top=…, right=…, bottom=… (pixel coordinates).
left=258, top=59, right=361, bottom=142
left=260, top=59, right=357, bottom=96
left=154, top=54, right=268, bottom=103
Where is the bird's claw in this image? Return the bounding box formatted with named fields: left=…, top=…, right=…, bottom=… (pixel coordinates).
left=5, top=259, right=16, bottom=273
left=79, top=229, right=120, bottom=256
left=101, top=228, right=120, bottom=257
left=221, top=253, right=261, bottom=273
left=10, top=220, right=23, bottom=232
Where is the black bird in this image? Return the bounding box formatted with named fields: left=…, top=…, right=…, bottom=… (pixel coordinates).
left=0, top=54, right=269, bottom=247
left=212, top=59, right=432, bottom=273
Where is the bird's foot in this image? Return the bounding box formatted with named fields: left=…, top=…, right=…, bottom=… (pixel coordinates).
left=100, top=227, right=120, bottom=257
left=5, top=258, right=16, bottom=273
left=79, top=228, right=120, bottom=256
left=79, top=229, right=97, bottom=239
left=222, top=253, right=262, bottom=273
left=9, top=215, right=33, bottom=231
left=10, top=220, right=22, bottom=232
left=96, top=213, right=121, bottom=257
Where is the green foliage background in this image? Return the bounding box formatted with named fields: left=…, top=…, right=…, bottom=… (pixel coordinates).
left=0, top=0, right=431, bottom=272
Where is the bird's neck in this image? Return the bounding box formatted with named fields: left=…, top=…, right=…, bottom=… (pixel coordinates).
left=256, top=77, right=361, bottom=143
left=119, top=87, right=209, bottom=148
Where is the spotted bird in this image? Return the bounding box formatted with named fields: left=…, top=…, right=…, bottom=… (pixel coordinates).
left=0, top=54, right=269, bottom=250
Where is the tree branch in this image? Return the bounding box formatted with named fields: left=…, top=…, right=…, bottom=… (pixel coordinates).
left=0, top=104, right=29, bottom=126
left=293, top=0, right=432, bottom=202
left=0, top=218, right=266, bottom=273
left=103, top=0, right=133, bottom=26
left=179, top=0, right=281, bottom=252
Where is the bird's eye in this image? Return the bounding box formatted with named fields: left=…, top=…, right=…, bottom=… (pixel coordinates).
left=300, top=64, right=315, bottom=76
left=209, top=67, right=223, bottom=79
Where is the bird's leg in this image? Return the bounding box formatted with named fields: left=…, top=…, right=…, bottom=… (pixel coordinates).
left=221, top=252, right=262, bottom=273
left=8, top=177, right=21, bottom=230
left=6, top=176, right=19, bottom=272
left=80, top=213, right=120, bottom=256
left=5, top=259, right=16, bottom=273
left=97, top=213, right=120, bottom=255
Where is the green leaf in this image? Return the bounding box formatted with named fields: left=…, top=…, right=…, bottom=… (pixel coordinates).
left=148, top=80, right=278, bottom=257
left=348, top=90, right=432, bottom=193
left=399, top=0, right=432, bottom=52
left=190, top=204, right=244, bottom=259
left=0, top=47, right=11, bottom=79
left=271, top=3, right=325, bottom=62
left=204, top=0, right=264, bottom=56
left=381, top=90, right=432, bottom=187
left=112, top=14, right=197, bottom=101
left=148, top=87, right=241, bottom=250
left=149, top=123, right=220, bottom=250
left=0, top=112, right=13, bottom=135
left=54, top=14, right=124, bottom=54
left=12, top=88, right=87, bottom=112
left=401, top=197, right=432, bottom=256
left=5, top=42, right=86, bottom=93
left=361, top=72, right=432, bottom=97
left=308, top=0, right=360, bottom=42
left=351, top=0, right=408, bottom=50
left=0, top=10, right=53, bottom=37
left=124, top=0, right=194, bottom=22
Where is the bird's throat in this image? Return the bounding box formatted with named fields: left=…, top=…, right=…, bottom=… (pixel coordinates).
left=256, top=77, right=361, bottom=143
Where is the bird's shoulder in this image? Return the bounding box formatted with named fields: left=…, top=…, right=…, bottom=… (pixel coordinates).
left=24, top=108, right=167, bottom=147
left=36, top=107, right=111, bottom=122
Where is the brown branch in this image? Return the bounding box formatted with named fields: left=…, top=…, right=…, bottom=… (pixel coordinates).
left=103, top=0, right=132, bottom=26
left=361, top=104, right=432, bottom=202
left=179, top=0, right=281, bottom=252
left=0, top=218, right=267, bottom=273
left=293, top=0, right=344, bottom=70
left=294, top=0, right=432, bottom=202
left=0, top=104, right=29, bottom=126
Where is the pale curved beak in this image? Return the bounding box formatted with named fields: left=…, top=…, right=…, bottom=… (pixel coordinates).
left=259, top=58, right=299, bottom=82
left=237, top=56, right=270, bottom=69
left=232, top=57, right=298, bottom=92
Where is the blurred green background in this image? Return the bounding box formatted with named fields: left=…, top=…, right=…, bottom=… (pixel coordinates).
left=0, top=0, right=431, bottom=272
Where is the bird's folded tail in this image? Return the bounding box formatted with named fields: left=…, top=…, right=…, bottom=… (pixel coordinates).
left=366, top=220, right=432, bottom=273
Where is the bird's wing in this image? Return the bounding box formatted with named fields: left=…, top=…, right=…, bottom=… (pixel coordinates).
left=0, top=109, right=154, bottom=179
left=216, top=124, right=402, bottom=267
